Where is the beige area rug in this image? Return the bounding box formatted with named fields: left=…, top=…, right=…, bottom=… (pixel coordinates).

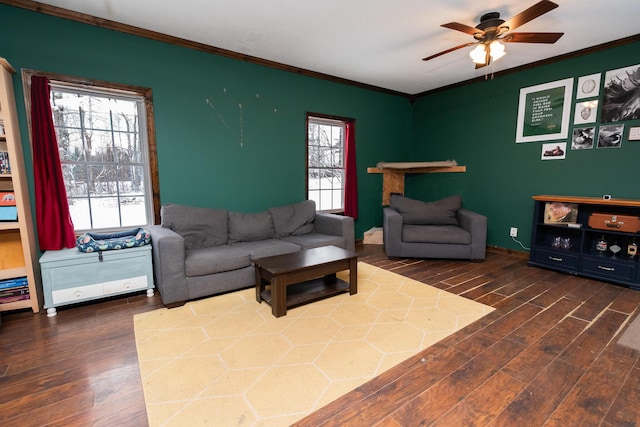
left=618, top=313, right=640, bottom=351
left=134, top=262, right=494, bottom=426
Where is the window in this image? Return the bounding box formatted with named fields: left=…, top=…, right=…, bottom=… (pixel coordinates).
left=306, top=115, right=346, bottom=212
left=23, top=71, right=160, bottom=232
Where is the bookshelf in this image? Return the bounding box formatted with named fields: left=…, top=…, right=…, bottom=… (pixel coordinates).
left=0, top=57, right=41, bottom=313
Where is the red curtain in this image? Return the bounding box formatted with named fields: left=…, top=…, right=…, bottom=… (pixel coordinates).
left=31, top=76, right=76, bottom=250
left=344, top=121, right=358, bottom=219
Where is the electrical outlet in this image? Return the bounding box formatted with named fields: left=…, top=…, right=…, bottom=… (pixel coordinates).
left=510, top=227, right=518, bottom=238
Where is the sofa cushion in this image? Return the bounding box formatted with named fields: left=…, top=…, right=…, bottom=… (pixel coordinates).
left=269, top=200, right=316, bottom=237
left=185, top=245, right=251, bottom=276
left=161, top=203, right=228, bottom=250
left=390, top=195, right=461, bottom=225
left=228, top=210, right=275, bottom=243
left=230, top=239, right=301, bottom=259
left=282, top=233, right=344, bottom=250
left=402, top=224, right=471, bottom=244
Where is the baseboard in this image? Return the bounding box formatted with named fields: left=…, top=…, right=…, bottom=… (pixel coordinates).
left=486, top=245, right=529, bottom=259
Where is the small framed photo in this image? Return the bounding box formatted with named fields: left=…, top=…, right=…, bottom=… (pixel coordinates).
left=597, top=124, right=624, bottom=148
left=629, top=127, right=640, bottom=141
left=544, top=202, right=578, bottom=224
left=571, top=127, right=595, bottom=150
left=573, top=100, right=598, bottom=124
left=576, top=73, right=601, bottom=99
left=541, top=142, right=566, bottom=160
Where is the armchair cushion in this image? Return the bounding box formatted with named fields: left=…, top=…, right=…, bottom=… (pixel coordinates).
left=228, top=210, right=275, bottom=243
left=402, top=224, right=471, bottom=244
left=269, top=200, right=316, bottom=237
left=390, top=194, right=461, bottom=225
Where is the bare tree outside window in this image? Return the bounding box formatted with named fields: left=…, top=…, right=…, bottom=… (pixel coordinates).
left=50, top=88, right=152, bottom=230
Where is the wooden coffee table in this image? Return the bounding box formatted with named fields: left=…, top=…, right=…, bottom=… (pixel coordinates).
left=254, top=245, right=358, bottom=317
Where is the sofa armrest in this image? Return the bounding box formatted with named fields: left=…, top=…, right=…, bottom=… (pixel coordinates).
left=383, top=207, right=404, bottom=256
left=457, top=208, right=488, bottom=260
left=314, top=212, right=355, bottom=252
left=148, top=225, right=189, bottom=305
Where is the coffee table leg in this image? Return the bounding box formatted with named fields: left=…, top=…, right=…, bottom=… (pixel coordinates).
left=349, top=258, right=358, bottom=295
left=255, top=267, right=264, bottom=303
left=272, top=276, right=287, bottom=317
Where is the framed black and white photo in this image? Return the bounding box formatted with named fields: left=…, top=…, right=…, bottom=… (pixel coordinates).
left=541, top=142, right=567, bottom=160
left=573, top=100, right=598, bottom=124
left=597, top=124, right=624, bottom=148
left=571, top=127, right=595, bottom=150
left=576, top=73, right=601, bottom=99
left=516, top=78, right=574, bottom=143
left=600, top=64, right=640, bottom=122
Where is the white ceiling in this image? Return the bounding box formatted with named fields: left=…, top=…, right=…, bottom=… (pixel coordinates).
left=34, top=0, right=640, bottom=95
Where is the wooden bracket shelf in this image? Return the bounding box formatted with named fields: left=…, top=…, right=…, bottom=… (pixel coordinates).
left=367, top=162, right=466, bottom=205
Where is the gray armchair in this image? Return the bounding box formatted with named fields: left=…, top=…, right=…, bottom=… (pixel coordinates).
left=383, top=194, right=487, bottom=260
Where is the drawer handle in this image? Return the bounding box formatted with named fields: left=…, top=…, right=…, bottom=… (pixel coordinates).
left=73, top=291, right=83, bottom=299
left=598, top=265, right=615, bottom=271
left=549, top=256, right=563, bottom=262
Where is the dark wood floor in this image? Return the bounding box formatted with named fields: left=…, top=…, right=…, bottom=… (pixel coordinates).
left=2, top=245, right=640, bottom=426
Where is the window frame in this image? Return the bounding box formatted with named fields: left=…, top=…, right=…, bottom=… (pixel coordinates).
left=306, top=112, right=351, bottom=213
left=22, top=70, right=161, bottom=229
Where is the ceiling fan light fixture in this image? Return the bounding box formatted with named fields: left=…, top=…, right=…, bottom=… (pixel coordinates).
left=469, top=44, right=487, bottom=64
left=489, top=40, right=506, bottom=61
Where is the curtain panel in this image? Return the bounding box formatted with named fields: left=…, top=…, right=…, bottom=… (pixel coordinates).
left=344, top=121, right=358, bottom=219
left=30, top=75, right=76, bottom=250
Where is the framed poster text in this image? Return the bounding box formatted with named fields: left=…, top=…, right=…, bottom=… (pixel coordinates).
left=516, top=78, right=573, bottom=143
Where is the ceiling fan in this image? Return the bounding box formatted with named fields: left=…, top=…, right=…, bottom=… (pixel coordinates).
left=423, top=0, right=564, bottom=68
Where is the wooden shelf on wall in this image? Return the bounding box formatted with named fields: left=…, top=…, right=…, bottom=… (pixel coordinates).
left=367, top=161, right=466, bottom=205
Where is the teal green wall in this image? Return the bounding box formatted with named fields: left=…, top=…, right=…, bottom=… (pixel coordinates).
left=0, top=5, right=411, bottom=241
left=410, top=40, right=640, bottom=251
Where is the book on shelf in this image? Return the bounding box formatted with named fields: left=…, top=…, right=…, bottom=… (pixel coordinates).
left=0, top=191, right=15, bottom=205
left=0, top=277, right=28, bottom=289
left=0, top=150, right=10, bottom=174
left=0, top=277, right=30, bottom=303
left=0, top=285, right=29, bottom=298
left=0, top=293, right=30, bottom=304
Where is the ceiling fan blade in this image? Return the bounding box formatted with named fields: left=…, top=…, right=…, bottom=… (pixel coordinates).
left=441, top=22, right=483, bottom=36
left=506, top=32, right=564, bottom=43
left=422, top=42, right=476, bottom=61
left=502, top=0, right=559, bottom=31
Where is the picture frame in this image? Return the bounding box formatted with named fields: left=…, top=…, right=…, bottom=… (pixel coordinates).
left=541, top=142, right=567, bottom=160
left=576, top=73, right=601, bottom=99
left=571, top=127, right=595, bottom=150
left=544, top=202, right=578, bottom=224
left=516, top=78, right=574, bottom=143
left=601, top=64, right=640, bottom=123
left=597, top=124, right=624, bottom=148
left=573, top=100, right=598, bottom=124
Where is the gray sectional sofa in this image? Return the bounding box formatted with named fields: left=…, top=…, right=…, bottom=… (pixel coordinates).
left=147, top=200, right=355, bottom=306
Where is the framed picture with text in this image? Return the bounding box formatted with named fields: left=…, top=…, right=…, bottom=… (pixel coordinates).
left=516, top=78, right=574, bottom=143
